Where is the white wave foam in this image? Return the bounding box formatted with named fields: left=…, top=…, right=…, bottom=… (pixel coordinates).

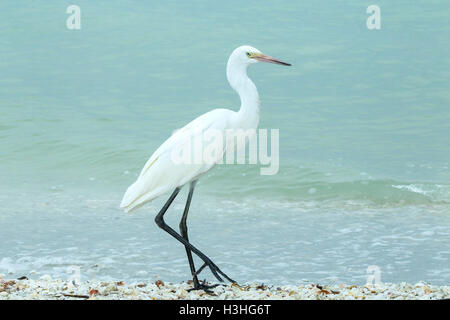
left=392, top=184, right=432, bottom=196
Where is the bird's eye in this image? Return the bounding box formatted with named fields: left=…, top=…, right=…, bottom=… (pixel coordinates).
left=246, top=52, right=251, bottom=57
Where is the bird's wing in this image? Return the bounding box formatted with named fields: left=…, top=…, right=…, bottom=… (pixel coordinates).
left=120, top=109, right=234, bottom=213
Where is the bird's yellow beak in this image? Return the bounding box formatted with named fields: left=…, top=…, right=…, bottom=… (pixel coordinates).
left=249, top=52, right=291, bottom=66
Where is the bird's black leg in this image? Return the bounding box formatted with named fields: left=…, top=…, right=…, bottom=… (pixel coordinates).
left=179, top=181, right=200, bottom=286
left=155, top=187, right=235, bottom=284
left=179, top=181, right=220, bottom=292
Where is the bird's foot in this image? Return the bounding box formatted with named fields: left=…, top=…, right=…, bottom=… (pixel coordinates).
left=187, top=279, right=219, bottom=294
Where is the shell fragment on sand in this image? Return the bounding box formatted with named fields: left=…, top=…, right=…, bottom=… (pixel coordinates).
left=0, top=277, right=449, bottom=300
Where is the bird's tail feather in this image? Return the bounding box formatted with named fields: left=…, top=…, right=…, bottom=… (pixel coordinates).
left=120, top=180, right=167, bottom=213
left=120, top=180, right=147, bottom=213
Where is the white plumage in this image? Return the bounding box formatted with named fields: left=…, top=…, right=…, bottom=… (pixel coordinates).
left=120, top=45, right=290, bottom=213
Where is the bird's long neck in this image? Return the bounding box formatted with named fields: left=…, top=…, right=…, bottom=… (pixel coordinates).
left=227, top=60, right=260, bottom=129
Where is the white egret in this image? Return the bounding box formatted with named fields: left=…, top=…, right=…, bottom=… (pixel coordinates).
left=120, top=45, right=291, bottom=291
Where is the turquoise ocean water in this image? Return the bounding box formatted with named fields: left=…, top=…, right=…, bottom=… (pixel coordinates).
left=1, top=1, right=449, bottom=285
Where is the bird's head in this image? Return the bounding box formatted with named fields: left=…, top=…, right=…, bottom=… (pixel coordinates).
left=230, top=45, right=291, bottom=67
left=226, top=45, right=291, bottom=91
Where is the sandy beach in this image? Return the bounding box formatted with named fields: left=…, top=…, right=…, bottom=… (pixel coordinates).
left=1, top=276, right=449, bottom=300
